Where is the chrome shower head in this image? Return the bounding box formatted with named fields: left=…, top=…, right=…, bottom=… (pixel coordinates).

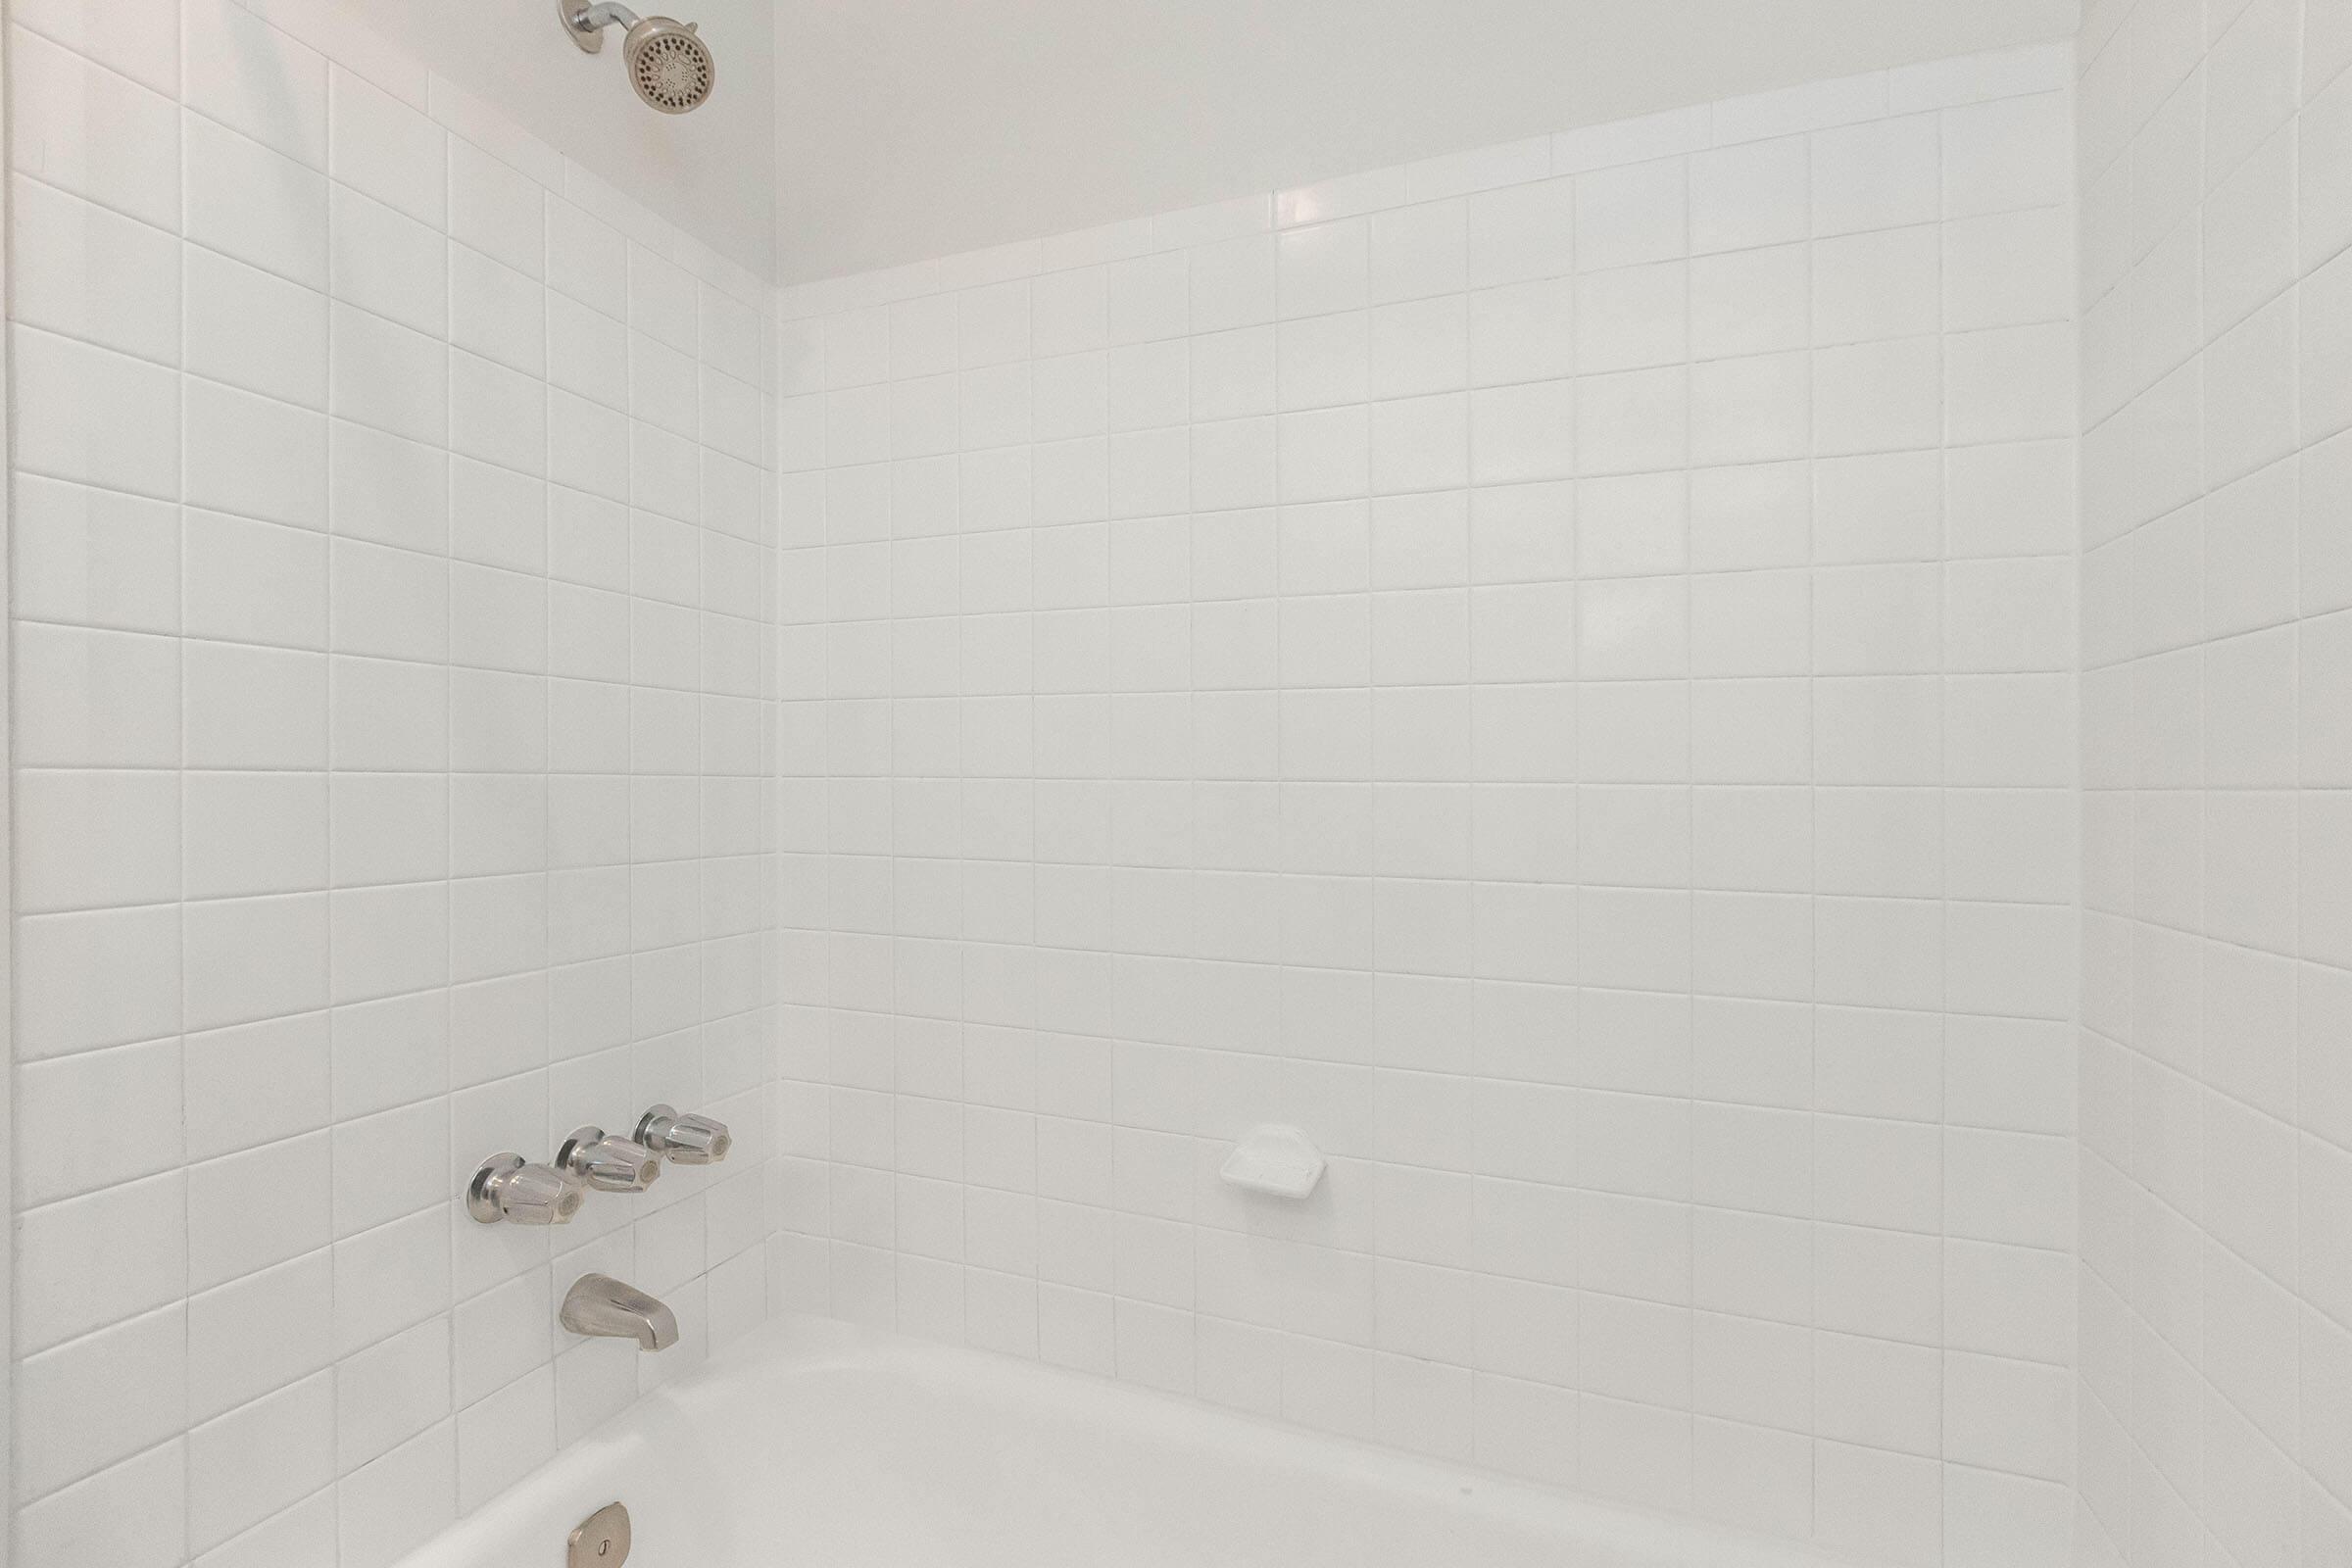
left=558, top=2, right=716, bottom=114
left=621, top=16, right=714, bottom=113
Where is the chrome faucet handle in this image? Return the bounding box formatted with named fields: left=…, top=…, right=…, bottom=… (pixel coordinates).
left=634, top=1103, right=731, bottom=1164
left=556, top=1126, right=662, bottom=1193
left=467, top=1153, right=585, bottom=1225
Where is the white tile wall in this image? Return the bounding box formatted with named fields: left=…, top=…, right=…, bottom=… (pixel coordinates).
left=6, top=3, right=779, bottom=1565
left=773, top=41, right=2081, bottom=1565
left=2074, top=0, right=2352, bottom=1564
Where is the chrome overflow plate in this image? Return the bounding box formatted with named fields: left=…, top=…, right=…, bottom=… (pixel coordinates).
left=567, top=1501, right=630, bottom=1568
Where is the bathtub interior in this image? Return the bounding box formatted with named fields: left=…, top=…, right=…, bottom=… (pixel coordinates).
left=398, top=1316, right=1854, bottom=1568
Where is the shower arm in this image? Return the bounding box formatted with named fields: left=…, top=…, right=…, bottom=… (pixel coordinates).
left=560, top=0, right=645, bottom=50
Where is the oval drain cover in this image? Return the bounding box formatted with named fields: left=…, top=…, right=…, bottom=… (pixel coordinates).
left=567, top=1501, right=631, bottom=1568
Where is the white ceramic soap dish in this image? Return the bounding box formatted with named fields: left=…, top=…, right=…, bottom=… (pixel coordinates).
left=1219, top=1124, right=1326, bottom=1200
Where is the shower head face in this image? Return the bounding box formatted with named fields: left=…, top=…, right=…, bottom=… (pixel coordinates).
left=622, top=18, right=715, bottom=113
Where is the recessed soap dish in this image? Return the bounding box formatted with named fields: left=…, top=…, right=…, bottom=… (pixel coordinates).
left=1220, top=1124, right=1326, bottom=1200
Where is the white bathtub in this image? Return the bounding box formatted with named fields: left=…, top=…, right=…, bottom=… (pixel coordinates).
left=396, top=1317, right=1848, bottom=1568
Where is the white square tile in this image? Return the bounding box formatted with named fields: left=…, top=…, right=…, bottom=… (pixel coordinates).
left=16, top=0, right=177, bottom=94
left=1690, top=246, right=1808, bottom=360
left=187, top=1372, right=334, bottom=1551
left=1811, top=225, right=1938, bottom=345
left=452, top=244, right=547, bottom=376
left=1689, top=135, right=1809, bottom=253
left=1576, top=262, right=1687, bottom=372
left=15, top=620, right=181, bottom=768
left=1813, top=337, right=1941, bottom=456
left=1467, top=176, right=1575, bottom=288
left=10, top=26, right=180, bottom=229
left=1940, top=91, right=2070, bottom=217
left=14, top=326, right=180, bottom=501
left=1944, top=206, right=2073, bottom=331
left=1690, top=352, right=1809, bottom=466
left=14, top=476, right=180, bottom=635
left=16, top=1302, right=188, bottom=1499
left=185, top=112, right=328, bottom=287
left=1809, top=114, right=1939, bottom=236
left=1469, top=379, right=1575, bottom=483
left=449, top=137, right=545, bottom=278
left=1575, top=159, right=1688, bottom=270
left=1947, top=321, right=2076, bottom=445
left=15, top=1441, right=186, bottom=1568
left=1368, top=199, right=1467, bottom=303
left=329, top=66, right=445, bottom=224
left=185, top=640, right=328, bottom=769
left=1276, top=313, right=1368, bottom=411
left=1279, top=218, right=1369, bottom=318
left=10, top=175, right=181, bottom=363
left=1369, top=394, right=1469, bottom=495
left=185, top=375, right=329, bottom=528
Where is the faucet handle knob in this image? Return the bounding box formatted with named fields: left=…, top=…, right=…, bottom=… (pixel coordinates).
left=635, top=1103, right=732, bottom=1164
left=557, top=1127, right=662, bottom=1193
left=467, top=1153, right=585, bottom=1225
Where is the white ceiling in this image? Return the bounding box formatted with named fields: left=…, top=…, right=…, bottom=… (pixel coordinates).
left=773, top=0, right=2077, bottom=283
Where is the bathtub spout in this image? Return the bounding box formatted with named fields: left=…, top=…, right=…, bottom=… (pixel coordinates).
left=562, top=1273, right=679, bottom=1350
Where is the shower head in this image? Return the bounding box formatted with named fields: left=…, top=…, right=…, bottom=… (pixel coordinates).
left=558, top=2, right=716, bottom=114
left=620, top=16, right=714, bottom=114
